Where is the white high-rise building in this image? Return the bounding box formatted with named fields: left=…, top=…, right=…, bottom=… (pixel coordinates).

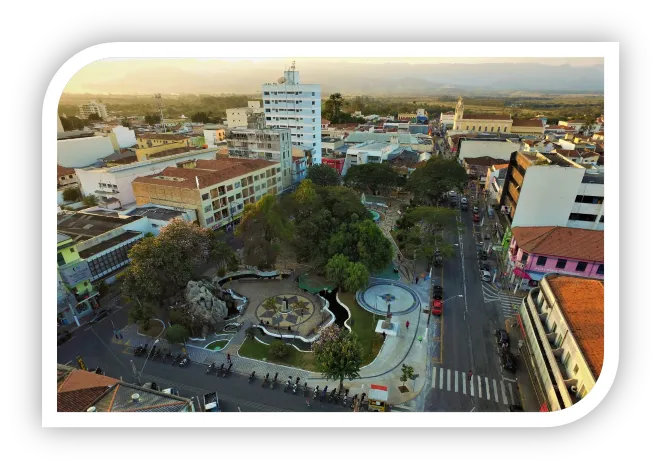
left=262, top=65, right=322, bottom=164
left=78, top=100, right=108, bottom=120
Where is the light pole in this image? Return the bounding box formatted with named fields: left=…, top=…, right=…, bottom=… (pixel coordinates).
left=132, top=339, right=159, bottom=385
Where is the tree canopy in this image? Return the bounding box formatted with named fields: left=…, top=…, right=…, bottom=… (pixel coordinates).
left=122, top=219, right=213, bottom=305
left=165, top=324, right=190, bottom=345
left=236, top=194, right=292, bottom=269
left=344, top=163, right=399, bottom=196
left=306, top=164, right=341, bottom=187
left=406, top=157, right=467, bottom=206
left=312, top=325, right=362, bottom=392
left=62, top=186, right=82, bottom=203
left=394, top=206, right=456, bottom=262
left=324, top=254, right=369, bottom=293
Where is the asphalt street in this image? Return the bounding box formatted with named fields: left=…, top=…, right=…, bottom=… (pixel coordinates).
left=56, top=302, right=352, bottom=413
left=424, top=198, right=517, bottom=412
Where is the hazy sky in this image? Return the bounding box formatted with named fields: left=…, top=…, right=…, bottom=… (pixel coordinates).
left=63, top=57, right=604, bottom=94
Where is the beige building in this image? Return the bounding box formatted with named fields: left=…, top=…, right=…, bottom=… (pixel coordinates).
left=78, top=100, right=108, bottom=120
left=226, top=101, right=264, bottom=129
left=519, top=274, right=603, bottom=411
left=511, top=119, right=545, bottom=136
left=132, top=158, right=282, bottom=231
left=453, top=97, right=512, bottom=133
left=135, top=133, right=192, bottom=161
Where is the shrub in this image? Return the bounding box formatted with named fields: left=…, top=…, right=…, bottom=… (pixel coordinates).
left=269, top=340, right=289, bottom=359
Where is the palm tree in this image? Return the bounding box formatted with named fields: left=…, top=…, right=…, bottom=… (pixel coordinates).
left=291, top=300, right=308, bottom=315
left=210, top=240, right=236, bottom=275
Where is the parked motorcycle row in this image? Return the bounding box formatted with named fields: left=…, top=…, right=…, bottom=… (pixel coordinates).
left=132, top=344, right=190, bottom=367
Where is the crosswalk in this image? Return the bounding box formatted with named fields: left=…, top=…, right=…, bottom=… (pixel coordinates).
left=431, top=366, right=515, bottom=405
left=481, top=283, right=523, bottom=319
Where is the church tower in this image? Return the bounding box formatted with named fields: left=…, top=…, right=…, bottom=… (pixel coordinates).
left=454, top=96, right=464, bottom=129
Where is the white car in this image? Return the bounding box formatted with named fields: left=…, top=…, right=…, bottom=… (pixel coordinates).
left=480, top=270, right=492, bottom=282
left=460, top=197, right=468, bottom=204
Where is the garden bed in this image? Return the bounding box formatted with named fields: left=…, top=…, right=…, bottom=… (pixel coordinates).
left=338, top=292, right=385, bottom=366
left=238, top=338, right=318, bottom=371
left=205, top=340, right=230, bottom=351
left=138, top=319, right=164, bottom=338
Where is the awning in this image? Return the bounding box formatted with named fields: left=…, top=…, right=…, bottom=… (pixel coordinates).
left=512, top=268, right=531, bottom=280
left=527, top=272, right=545, bottom=281
left=368, top=384, right=388, bottom=401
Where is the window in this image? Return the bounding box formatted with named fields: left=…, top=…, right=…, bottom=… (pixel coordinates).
left=536, top=256, right=547, bottom=266
left=234, top=182, right=241, bottom=189
left=202, top=193, right=209, bottom=201
left=57, top=252, right=65, bottom=266
left=555, top=259, right=567, bottom=269
left=600, top=215, right=604, bottom=222
left=596, top=264, right=604, bottom=275
left=521, top=252, right=529, bottom=264
left=206, top=217, right=213, bottom=224
left=497, top=126, right=501, bottom=132
left=551, top=322, right=558, bottom=333
left=576, top=261, right=588, bottom=272
left=472, top=126, right=475, bottom=131
left=312, top=110, right=315, bottom=114
left=478, top=126, right=482, bottom=131
left=204, top=205, right=211, bottom=213
left=503, top=127, right=508, bottom=132
left=70, top=248, right=75, bottom=252
left=312, top=92, right=315, bottom=96
left=491, top=127, right=494, bottom=132
left=312, top=101, right=316, bottom=105
left=573, top=364, right=579, bottom=374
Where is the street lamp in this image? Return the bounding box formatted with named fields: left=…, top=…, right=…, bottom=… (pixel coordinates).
left=132, top=339, right=160, bottom=385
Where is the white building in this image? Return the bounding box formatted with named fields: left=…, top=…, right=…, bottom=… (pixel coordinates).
left=500, top=151, right=604, bottom=231
left=78, top=100, right=108, bottom=120
left=440, top=112, right=455, bottom=129
left=262, top=67, right=322, bottom=164
left=225, top=128, right=294, bottom=189
left=58, top=115, right=64, bottom=133
left=109, top=126, right=137, bottom=149
left=343, top=139, right=399, bottom=176
left=519, top=274, right=603, bottom=411
left=456, top=139, right=521, bottom=164
left=57, top=133, right=115, bottom=168
left=75, top=148, right=218, bottom=209
left=226, top=104, right=264, bottom=129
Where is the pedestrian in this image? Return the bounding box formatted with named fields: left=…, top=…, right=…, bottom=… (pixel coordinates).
left=467, top=370, right=473, bottom=381
left=382, top=331, right=386, bottom=340
left=306, top=397, right=310, bottom=407
left=405, top=320, right=410, bottom=330
left=227, top=353, right=231, bottom=363
left=415, top=276, right=419, bottom=284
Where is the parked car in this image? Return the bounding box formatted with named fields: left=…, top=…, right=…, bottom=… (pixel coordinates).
left=162, top=388, right=180, bottom=396
left=479, top=261, right=490, bottom=272
left=142, top=382, right=160, bottom=391
left=494, top=329, right=510, bottom=348
left=478, top=250, right=488, bottom=260
left=480, top=269, right=492, bottom=282
left=434, top=251, right=443, bottom=267
left=500, top=352, right=516, bottom=372
left=473, top=205, right=479, bottom=214
left=473, top=213, right=480, bottom=223
left=431, top=299, right=443, bottom=316
left=432, top=285, right=443, bottom=300
left=88, top=309, right=110, bottom=324
left=57, top=331, right=73, bottom=346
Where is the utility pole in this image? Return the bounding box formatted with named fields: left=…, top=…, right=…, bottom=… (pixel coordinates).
left=154, top=93, right=165, bottom=132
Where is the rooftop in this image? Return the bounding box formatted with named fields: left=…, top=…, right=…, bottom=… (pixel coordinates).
left=133, top=157, right=278, bottom=190
left=512, top=119, right=544, bottom=128
left=582, top=172, right=605, bottom=184
left=57, top=165, right=76, bottom=177
left=78, top=230, right=143, bottom=258
left=57, top=212, right=143, bottom=242
left=545, top=275, right=604, bottom=379
left=94, top=382, right=191, bottom=412
left=57, top=130, right=96, bottom=141
left=512, top=226, right=604, bottom=262
left=463, top=156, right=509, bottom=167
left=137, top=133, right=190, bottom=141
left=125, top=205, right=187, bottom=221
left=461, top=113, right=511, bottom=121
left=345, top=132, right=419, bottom=145
left=322, top=137, right=344, bottom=143
left=77, top=149, right=218, bottom=174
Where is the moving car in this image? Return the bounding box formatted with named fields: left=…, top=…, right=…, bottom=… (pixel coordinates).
left=500, top=352, right=516, bottom=372
left=57, top=331, right=73, bottom=346
left=494, top=329, right=510, bottom=348
left=88, top=309, right=111, bottom=324
left=473, top=205, right=479, bottom=214
left=432, top=285, right=443, bottom=300
left=480, top=269, right=491, bottom=282
left=433, top=249, right=443, bottom=267
left=431, top=299, right=443, bottom=316
left=473, top=213, right=480, bottom=223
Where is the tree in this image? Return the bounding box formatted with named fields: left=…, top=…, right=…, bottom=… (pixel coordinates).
left=269, top=340, right=290, bottom=359
left=236, top=194, right=292, bottom=269
left=120, top=118, right=130, bottom=127
left=144, top=114, right=161, bottom=125
left=244, top=326, right=256, bottom=341
left=191, top=111, right=213, bottom=123
left=62, top=186, right=82, bottom=203
left=344, top=163, right=398, bottom=196
left=86, top=112, right=101, bottom=122
left=128, top=302, right=154, bottom=330
left=263, top=297, right=279, bottom=313
left=322, top=93, right=344, bottom=123
left=312, top=325, right=362, bottom=393
left=165, top=324, right=190, bottom=346
left=122, top=219, right=214, bottom=305
left=325, top=254, right=351, bottom=291
left=210, top=240, right=237, bottom=276
left=406, top=157, right=467, bottom=206
left=399, top=364, right=416, bottom=391
left=306, top=164, right=341, bottom=187
left=82, top=194, right=98, bottom=207
left=343, top=262, right=370, bottom=293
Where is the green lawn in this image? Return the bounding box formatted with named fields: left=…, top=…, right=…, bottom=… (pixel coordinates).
left=205, top=340, right=229, bottom=351
left=239, top=338, right=318, bottom=371
left=338, top=292, right=385, bottom=365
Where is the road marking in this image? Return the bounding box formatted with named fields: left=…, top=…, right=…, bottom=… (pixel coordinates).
left=485, top=378, right=490, bottom=400
left=493, top=379, right=499, bottom=403
left=501, top=381, right=509, bottom=405
left=503, top=377, right=517, bottom=383
left=462, top=373, right=466, bottom=395
left=446, top=369, right=451, bottom=391
left=439, top=367, right=444, bottom=390
left=508, top=383, right=515, bottom=405
left=432, top=366, right=437, bottom=388
left=470, top=377, right=474, bottom=396
left=477, top=376, right=482, bottom=398
left=454, top=370, right=459, bottom=393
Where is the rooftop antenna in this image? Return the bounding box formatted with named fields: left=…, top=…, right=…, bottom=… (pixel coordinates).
left=154, top=93, right=165, bottom=133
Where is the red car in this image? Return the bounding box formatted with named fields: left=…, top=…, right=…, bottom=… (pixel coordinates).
left=473, top=213, right=480, bottom=223
left=431, top=299, right=443, bottom=316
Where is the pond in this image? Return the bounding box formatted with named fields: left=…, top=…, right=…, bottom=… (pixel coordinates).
left=318, top=288, right=349, bottom=330
left=205, top=340, right=229, bottom=351
left=369, top=210, right=381, bottom=222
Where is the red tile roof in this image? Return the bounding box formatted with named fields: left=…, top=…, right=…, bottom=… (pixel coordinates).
left=57, top=165, right=76, bottom=177
left=512, top=119, right=544, bottom=128
left=58, top=386, right=111, bottom=412
left=545, top=275, right=604, bottom=379
left=321, top=119, right=331, bottom=125
left=512, top=226, right=604, bottom=262
left=461, top=113, right=511, bottom=121
left=58, top=369, right=119, bottom=393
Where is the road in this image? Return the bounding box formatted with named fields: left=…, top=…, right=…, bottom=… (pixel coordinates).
left=424, top=191, right=518, bottom=412
left=56, top=301, right=352, bottom=413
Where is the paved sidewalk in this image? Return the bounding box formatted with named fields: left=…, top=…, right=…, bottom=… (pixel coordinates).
left=505, top=317, right=543, bottom=411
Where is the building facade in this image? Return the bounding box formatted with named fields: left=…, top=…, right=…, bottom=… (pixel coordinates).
left=518, top=275, right=603, bottom=411
left=58, top=134, right=115, bottom=168
left=225, top=128, right=294, bottom=189
left=57, top=233, right=99, bottom=325
left=499, top=151, right=604, bottom=231
left=132, top=158, right=282, bottom=231
left=506, top=226, right=604, bottom=291
left=78, top=100, right=108, bottom=120
left=75, top=149, right=218, bottom=209
left=135, top=133, right=192, bottom=160
left=262, top=67, right=322, bottom=164
left=452, top=97, right=512, bottom=133
left=226, top=103, right=264, bottom=128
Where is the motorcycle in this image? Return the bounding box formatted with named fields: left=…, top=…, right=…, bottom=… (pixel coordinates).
left=312, top=385, right=319, bottom=400
left=248, top=371, right=256, bottom=383
left=303, top=382, right=308, bottom=396
left=172, top=354, right=181, bottom=366
left=292, top=377, right=300, bottom=395
left=218, top=363, right=225, bottom=377
left=263, top=373, right=270, bottom=387
left=271, top=372, right=278, bottom=389
left=222, top=363, right=232, bottom=377
left=284, top=376, right=292, bottom=393
left=178, top=357, right=189, bottom=367
left=206, top=362, right=215, bottom=375
left=342, top=389, right=349, bottom=407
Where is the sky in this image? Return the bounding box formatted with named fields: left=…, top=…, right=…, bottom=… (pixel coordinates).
left=63, top=58, right=605, bottom=95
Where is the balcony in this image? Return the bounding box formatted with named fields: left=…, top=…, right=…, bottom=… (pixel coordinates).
left=508, top=182, right=520, bottom=203
left=511, top=167, right=524, bottom=186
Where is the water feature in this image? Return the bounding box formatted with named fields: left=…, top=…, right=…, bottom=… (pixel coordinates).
left=356, top=280, right=420, bottom=316
left=319, top=288, right=349, bottom=330
left=369, top=210, right=381, bottom=222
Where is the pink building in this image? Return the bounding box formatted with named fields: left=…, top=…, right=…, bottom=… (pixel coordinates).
left=506, top=226, right=604, bottom=291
